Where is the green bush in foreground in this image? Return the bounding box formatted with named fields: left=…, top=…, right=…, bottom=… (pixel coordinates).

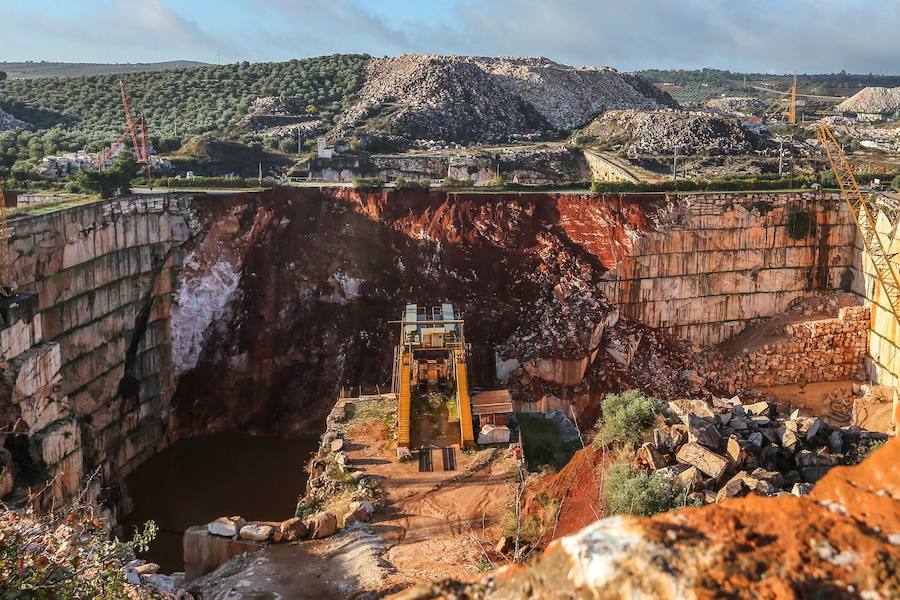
left=0, top=508, right=156, bottom=598
left=603, top=462, right=697, bottom=517
left=594, top=389, right=663, bottom=449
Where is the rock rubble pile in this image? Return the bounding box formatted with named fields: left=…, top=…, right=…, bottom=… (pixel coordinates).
left=330, top=54, right=674, bottom=147
left=836, top=86, right=900, bottom=114
left=0, top=107, right=28, bottom=132
left=704, top=96, right=767, bottom=116
left=236, top=95, right=323, bottom=135
left=639, top=396, right=888, bottom=505
left=585, top=108, right=768, bottom=156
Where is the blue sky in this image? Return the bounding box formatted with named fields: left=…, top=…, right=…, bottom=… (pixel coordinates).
left=1, top=0, right=897, bottom=73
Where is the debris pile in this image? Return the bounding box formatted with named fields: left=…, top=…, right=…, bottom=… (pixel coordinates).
left=707, top=305, right=869, bottom=389
left=584, top=108, right=768, bottom=156
left=638, top=397, right=888, bottom=504
left=835, top=86, right=900, bottom=114
left=703, top=96, right=767, bottom=116
left=236, top=95, right=325, bottom=137
left=330, top=54, right=673, bottom=147
left=0, top=107, right=28, bottom=132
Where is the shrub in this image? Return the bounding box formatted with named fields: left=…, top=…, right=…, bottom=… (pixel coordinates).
left=594, top=390, right=663, bottom=449
left=486, top=175, right=505, bottom=188
left=0, top=507, right=156, bottom=597
left=441, top=177, right=475, bottom=189
left=351, top=177, right=384, bottom=190
left=840, top=267, right=854, bottom=292
left=517, top=413, right=581, bottom=471
left=893, top=174, right=900, bottom=191
left=603, top=462, right=697, bottom=517
left=856, top=439, right=886, bottom=463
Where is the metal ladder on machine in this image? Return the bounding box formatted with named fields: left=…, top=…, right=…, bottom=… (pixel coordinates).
left=397, top=352, right=412, bottom=449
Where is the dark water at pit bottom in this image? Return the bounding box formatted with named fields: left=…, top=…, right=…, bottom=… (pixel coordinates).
left=121, top=433, right=318, bottom=573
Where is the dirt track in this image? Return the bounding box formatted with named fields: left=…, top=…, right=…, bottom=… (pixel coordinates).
left=345, top=418, right=518, bottom=587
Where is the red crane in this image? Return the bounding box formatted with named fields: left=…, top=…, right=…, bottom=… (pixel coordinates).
left=101, top=81, right=151, bottom=179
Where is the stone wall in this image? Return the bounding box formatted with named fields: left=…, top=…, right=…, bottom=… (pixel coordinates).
left=848, top=202, right=900, bottom=428
left=0, top=195, right=195, bottom=506
left=710, top=305, right=869, bottom=390
left=598, top=192, right=855, bottom=346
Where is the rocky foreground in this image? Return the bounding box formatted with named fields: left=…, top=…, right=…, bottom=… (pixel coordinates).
left=398, top=437, right=900, bottom=599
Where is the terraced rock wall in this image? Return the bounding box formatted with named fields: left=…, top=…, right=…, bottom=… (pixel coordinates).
left=598, top=192, right=855, bottom=345
left=0, top=195, right=195, bottom=507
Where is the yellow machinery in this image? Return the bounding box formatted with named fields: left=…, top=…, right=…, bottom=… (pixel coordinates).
left=392, top=303, right=476, bottom=450
left=818, top=124, right=900, bottom=324
left=783, top=72, right=798, bottom=125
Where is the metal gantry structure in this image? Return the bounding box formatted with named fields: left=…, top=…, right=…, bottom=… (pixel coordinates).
left=818, top=124, right=900, bottom=327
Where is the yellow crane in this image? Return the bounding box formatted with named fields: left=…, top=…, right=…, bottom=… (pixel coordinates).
left=0, top=177, right=13, bottom=298
left=783, top=72, right=798, bottom=125
left=818, top=124, right=900, bottom=325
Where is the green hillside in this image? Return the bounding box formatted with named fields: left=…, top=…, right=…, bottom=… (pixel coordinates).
left=0, top=54, right=370, bottom=175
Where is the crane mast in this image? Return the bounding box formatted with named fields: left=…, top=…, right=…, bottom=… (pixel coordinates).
left=783, top=72, right=798, bottom=125
left=818, top=124, right=900, bottom=325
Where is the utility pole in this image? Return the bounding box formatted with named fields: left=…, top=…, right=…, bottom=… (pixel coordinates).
left=778, top=139, right=784, bottom=176
left=258, top=162, right=263, bottom=188
left=672, top=147, right=678, bottom=180
left=297, top=128, right=302, bottom=155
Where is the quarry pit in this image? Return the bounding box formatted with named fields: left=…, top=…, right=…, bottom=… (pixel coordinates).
left=1, top=187, right=897, bottom=594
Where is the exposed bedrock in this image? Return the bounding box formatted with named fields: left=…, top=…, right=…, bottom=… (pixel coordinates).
left=170, top=188, right=697, bottom=438
left=3, top=187, right=887, bottom=508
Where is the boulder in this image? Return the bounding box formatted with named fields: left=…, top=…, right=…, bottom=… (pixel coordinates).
left=239, top=524, right=274, bottom=542
left=828, top=430, right=844, bottom=454
left=792, top=482, right=814, bottom=496
left=207, top=516, right=245, bottom=538
left=715, top=472, right=749, bottom=503
left=134, top=562, right=160, bottom=575
left=747, top=432, right=764, bottom=448
left=638, top=442, right=666, bottom=470
left=675, top=466, right=704, bottom=492
left=726, top=436, right=749, bottom=467
left=331, top=438, right=345, bottom=452
left=343, top=500, right=375, bottom=525
left=744, top=401, right=771, bottom=417
left=279, top=517, right=308, bottom=542
left=397, top=447, right=413, bottom=462
left=684, top=414, right=721, bottom=448
left=802, top=418, right=823, bottom=441
left=307, top=512, right=338, bottom=539
left=675, top=443, right=729, bottom=480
